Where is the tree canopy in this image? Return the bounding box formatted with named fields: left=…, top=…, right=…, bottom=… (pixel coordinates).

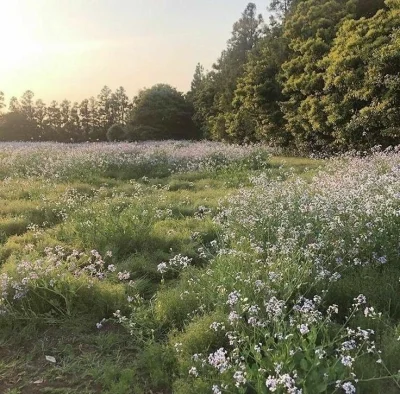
left=126, top=84, right=200, bottom=141
left=188, top=0, right=396, bottom=152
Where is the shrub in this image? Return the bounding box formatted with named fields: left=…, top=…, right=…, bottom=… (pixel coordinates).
left=106, top=124, right=126, bottom=142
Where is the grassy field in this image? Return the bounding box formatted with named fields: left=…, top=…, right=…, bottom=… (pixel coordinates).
left=0, top=142, right=399, bottom=393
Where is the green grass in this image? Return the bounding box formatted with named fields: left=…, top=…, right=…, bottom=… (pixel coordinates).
left=0, top=154, right=309, bottom=393
left=4, top=150, right=399, bottom=393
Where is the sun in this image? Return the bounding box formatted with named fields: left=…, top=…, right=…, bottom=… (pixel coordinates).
left=0, top=2, right=44, bottom=73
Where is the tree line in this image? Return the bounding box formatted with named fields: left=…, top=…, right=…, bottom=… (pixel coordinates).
left=0, top=84, right=199, bottom=142
left=188, top=0, right=399, bottom=152
left=1, top=0, right=399, bottom=151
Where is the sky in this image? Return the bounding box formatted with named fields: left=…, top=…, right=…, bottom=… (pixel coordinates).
left=0, top=0, right=267, bottom=104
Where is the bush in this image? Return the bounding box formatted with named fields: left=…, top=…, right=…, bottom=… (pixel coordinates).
left=126, top=84, right=201, bottom=141
left=106, top=124, right=126, bottom=142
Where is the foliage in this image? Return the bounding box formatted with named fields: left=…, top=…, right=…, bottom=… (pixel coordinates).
left=0, top=140, right=274, bottom=392
left=0, top=86, right=132, bottom=142
left=126, top=84, right=200, bottom=141
left=189, top=3, right=263, bottom=140
left=232, top=24, right=290, bottom=145
left=187, top=0, right=394, bottom=151
left=0, top=111, right=38, bottom=141
left=279, top=0, right=357, bottom=151
left=106, top=124, right=126, bottom=142
left=2, top=142, right=400, bottom=392
left=323, top=0, right=400, bottom=149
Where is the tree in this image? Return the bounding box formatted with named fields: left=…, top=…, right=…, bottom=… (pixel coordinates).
left=126, top=84, right=200, bottom=141
left=269, top=0, right=298, bottom=20
left=232, top=24, right=290, bottom=145
left=322, top=0, right=400, bottom=149
left=192, top=3, right=264, bottom=140
left=0, top=91, right=5, bottom=114
left=106, top=124, right=126, bottom=141
left=64, top=102, right=81, bottom=141
left=33, top=99, right=47, bottom=140
left=88, top=96, right=102, bottom=141
left=9, top=96, right=20, bottom=112
left=355, top=0, right=386, bottom=18
left=279, top=0, right=358, bottom=150
left=97, top=86, right=114, bottom=138
left=112, top=86, right=130, bottom=124
left=20, top=90, right=35, bottom=122
left=79, top=99, right=91, bottom=139
left=60, top=100, right=71, bottom=128
left=46, top=101, right=62, bottom=132
left=0, top=112, right=36, bottom=141
left=190, top=63, right=205, bottom=94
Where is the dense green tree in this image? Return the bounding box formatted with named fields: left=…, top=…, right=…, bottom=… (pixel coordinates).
left=46, top=101, right=62, bottom=131
left=64, top=102, right=81, bottom=141
left=33, top=99, right=47, bottom=140
left=232, top=24, right=290, bottom=144
left=0, top=112, right=36, bottom=141
left=9, top=96, right=20, bottom=112
left=126, top=84, right=199, bottom=141
left=269, top=0, right=297, bottom=20
left=0, top=0, right=395, bottom=149
left=279, top=0, right=358, bottom=150
left=112, top=86, right=130, bottom=124
left=97, top=86, right=114, bottom=138
left=190, top=3, right=263, bottom=140
left=355, top=0, right=386, bottom=18
left=60, top=100, right=71, bottom=128
left=188, top=65, right=216, bottom=137
left=106, top=124, right=126, bottom=142
left=190, top=63, right=205, bottom=94
left=88, top=96, right=102, bottom=141
left=79, top=99, right=91, bottom=139
left=20, top=90, right=36, bottom=122
left=322, top=0, right=400, bottom=149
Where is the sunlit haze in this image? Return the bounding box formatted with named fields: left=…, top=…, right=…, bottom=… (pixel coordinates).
left=1, top=0, right=266, bottom=103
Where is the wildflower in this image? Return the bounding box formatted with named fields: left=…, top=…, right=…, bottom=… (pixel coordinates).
left=341, top=340, right=357, bottom=351
left=376, top=256, right=387, bottom=264
left=208, top=348, right=230, bottom=373
left=210, top=322, right=225, bottom=331
left=266, top=376, right=278, bottom=392
left=299, top=324, right=310, bottom=335
left=174, top=343, right=183, bottom=353
left=157, top=262, right=168, bottom=273
left=341, top=355, right=354, bottom=367
left=212, top=385, right=222, bottom=394
left=227, top=291, right=241, bottom=307
left=233, top=370, right=247, bottom=387
left=353, top=294, right=367, bottom=307
left=228, top=311, right=240, bottom=324
left=342, top=382, right=356, bottom=394
left=188, top=367, right=198, bottom=377
left=96, top=318, right=106, bottom=329
left=265, top=297, right=285, bottom=319
left=117, top=271, right=130, bottom=280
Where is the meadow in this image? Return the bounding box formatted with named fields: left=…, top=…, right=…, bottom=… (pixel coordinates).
left=0, top=141, right=399, bottom=394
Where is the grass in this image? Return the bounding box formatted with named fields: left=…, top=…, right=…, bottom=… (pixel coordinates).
left=2, top=142, right=399, bottom=393
left=0, top=143, right=291, bottom=393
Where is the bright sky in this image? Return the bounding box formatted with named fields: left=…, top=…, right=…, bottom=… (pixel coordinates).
left=0, top=0, right=267, bottom=104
